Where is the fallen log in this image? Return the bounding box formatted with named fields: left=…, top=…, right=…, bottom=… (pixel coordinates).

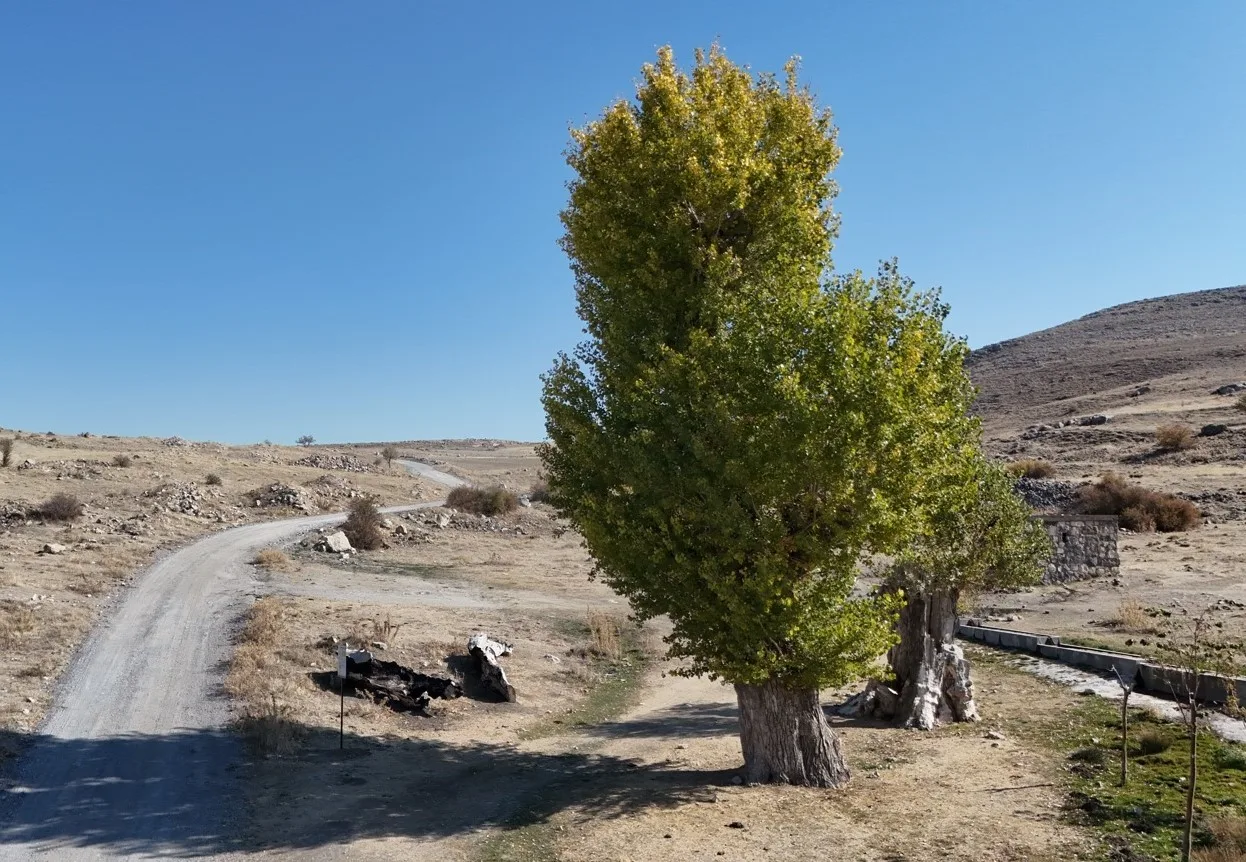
left=468, top=633, right=516, bottom=702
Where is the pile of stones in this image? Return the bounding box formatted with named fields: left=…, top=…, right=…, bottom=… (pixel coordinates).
left=292, top=454, right=374, bottom=473
left=1013, top=478, right=1083, bottom=513
left=1021, top=414, right=1110, bottom=439
left=247, top=483, right=316, bottom=513
left=144, top=482, right=208, bottom=516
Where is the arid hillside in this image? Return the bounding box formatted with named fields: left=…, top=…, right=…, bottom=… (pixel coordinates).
left=968, top=283, right=1246, bottom=436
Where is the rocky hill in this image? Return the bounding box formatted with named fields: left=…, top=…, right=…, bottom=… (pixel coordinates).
left=967, top=283, right=1246, bottom=434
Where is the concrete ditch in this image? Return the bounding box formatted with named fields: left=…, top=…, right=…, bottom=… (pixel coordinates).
left=959, top=621, right=1246, bottom=707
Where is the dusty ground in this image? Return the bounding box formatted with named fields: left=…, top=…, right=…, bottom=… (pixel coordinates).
left=0, top=430, right=537, bottom=740
left=234, top=498, right=1098, bottom=862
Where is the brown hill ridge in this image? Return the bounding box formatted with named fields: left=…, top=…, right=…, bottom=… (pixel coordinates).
left=967, top=283, right=1246, bottom=433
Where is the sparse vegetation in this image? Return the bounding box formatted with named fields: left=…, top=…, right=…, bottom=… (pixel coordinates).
left=1007, top=458, right=1055, bottom=479
left=341, top=496, right=385, bottom=550
left=0, top=601, right=37, bottom=647
left=226, top=598, right=299, bottom=752
left=38, top=492, right=84, bottom=522
left=380, top=445, right=399, bottom=467
left=1136, top=727, right=1173, bottom=755
left=1156, top=422, right=1197, bottom=452
left=586, top=609, right=622, bottom=660
left=252, top=548, right=293, bottom=571
left=445, top=485, right=519, bottom=516
left=1235, top=395, right=1246, bottom=413
left=296, top=435, right=315, bottom=447
left=205, top=472, right=223, bottom=486
left=112, top=454, right=133, bottom=468
left=1108, top=599, right=1158, bottom=634
left=0, top=437, right=12, bottom=468
left=1079, top=472, right=1201, bottom=532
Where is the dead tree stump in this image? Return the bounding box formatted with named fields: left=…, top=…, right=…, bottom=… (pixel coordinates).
left=468, top=634, right=516, bottom=702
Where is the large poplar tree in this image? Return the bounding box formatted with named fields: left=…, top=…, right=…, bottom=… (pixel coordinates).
left=540, top=46, right=979, bottom=787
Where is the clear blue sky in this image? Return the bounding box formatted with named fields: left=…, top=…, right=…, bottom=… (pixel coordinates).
left=3, top=3, right=1244, bottom=443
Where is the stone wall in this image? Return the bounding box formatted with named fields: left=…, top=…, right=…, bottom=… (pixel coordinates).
left=1037, top=515, right=1119, bottom=584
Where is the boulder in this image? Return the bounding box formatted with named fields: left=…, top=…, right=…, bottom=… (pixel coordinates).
left=319, top=531, right=352, bottom=553
left=40, top=543, right=68, bottom=555
left=1199, top=423, right=1229, bottom=437
left=1212, top=383, right=1246, bottom=396
left=1077, top=414, right=1109, bottom=426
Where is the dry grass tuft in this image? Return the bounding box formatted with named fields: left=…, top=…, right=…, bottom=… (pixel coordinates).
left=1156, top=422, right=1197, bottom=452
left=204, top=472, right=223, bottom=486
left=235, top=693, right=300, bottom=755
left=226, top=598, right=300, bottom=753
left=445, top=485, right=519, bottom=516
left=1196, top=814, right=1246, bottom=861
left=0, top=602, right=37, bottom=647
left=112, top=454, right=133, bottom=468
left=342, top=496, right=385, bottom=550
left=1007, top=459, right=1055, bottom=479
left=1079, top=472, right=1200, bottom=532
left=239, top=596, right=285, bottom=648
left=586, top=609, right=622, bottom=661
left=252, top=548, right=293, bottom=572
left=1136, top=727, right=1173, bottom=756
left=1107, top=599, right=1157, bottom=634
left=39, top=492, right=84, bottom=522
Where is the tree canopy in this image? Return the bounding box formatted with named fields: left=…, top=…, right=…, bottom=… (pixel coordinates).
left=540, top=45, right=982, bottom=693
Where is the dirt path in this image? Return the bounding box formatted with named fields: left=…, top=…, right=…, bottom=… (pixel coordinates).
left=0, top=505, right=433, bottom=860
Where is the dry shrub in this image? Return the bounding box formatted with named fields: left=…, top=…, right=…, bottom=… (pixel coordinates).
left=445, top=485, right=519, bottom=516
left=1156, top=422, right=1196, bottom=452
left=112, top=454, right=133, bottom=468
left=205, top=472, right=223, bottom=486
left=252, top=548, right=293, bottom=572
left=1108, top=599, right=1156, bottom=634
left=39, top=492, right=84, bottom=522
left=239, top=596, right=285, bottom=648
left=1195, top=815, right=1246, bottom=861
left=1136, top=727, right=1172, bottom=755
left=1079, top=472, right=1200, bottom=532
left=235, top=693, right=299, bottom=755
left=1007, top=459, right=1055, bottom=479
left=0, top=437, right=12, bottom=468
left=342, top=496, right=384, bottom=550
left=370, top=614, right=403, bottom=645
left=529, top=480, right=552, bottom=504
left=586, top=609, right=622, bottom=660
left=0, top=602, right=37, bottom=647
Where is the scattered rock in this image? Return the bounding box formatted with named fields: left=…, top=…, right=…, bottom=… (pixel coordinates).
left=1126, top=384, right=1151, bottom=398
left=247, top=483, right=316, bottom=513
left=985, top=730, right=1005, bottom=740
left=1199, top=423, right=1228, bottom=437
left=317, top=531, right=353, bottom=553
left=1077, top=414, right=1110, bottom=426
left=40, top=543, right=67, bottom=555
left=1211, top=383, right=1246, bottom=396
left=1013, top=478, right=1082, bottom=513
left=292, top=453, right=374, bottom=473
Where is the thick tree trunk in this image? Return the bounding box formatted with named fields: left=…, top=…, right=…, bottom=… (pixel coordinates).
left=887, top=587, right=979, bottom=730
left=735, top=680, right=850, bottom=788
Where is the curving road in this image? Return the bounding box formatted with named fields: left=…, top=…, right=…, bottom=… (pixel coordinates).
left=0, top=475, right=455, bottom=859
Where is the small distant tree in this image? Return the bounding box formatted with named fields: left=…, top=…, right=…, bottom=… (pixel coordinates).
left=0, top=437, right=12, bottom=468
left=882, top=459, right=1050, bottom=728
left=1157, top=607, right=1244, bottom=862
left=541, top=45, right=981, bottom=787
left=380, top=445, right=399, bottom=467
left=296, top=435, right=315, bottom=448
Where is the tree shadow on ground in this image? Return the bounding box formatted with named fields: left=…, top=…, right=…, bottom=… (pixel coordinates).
left=0, top=714, right=736, bottom=857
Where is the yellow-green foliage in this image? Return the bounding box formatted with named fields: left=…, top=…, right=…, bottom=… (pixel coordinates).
left=540, top=46, right=981, bottom=691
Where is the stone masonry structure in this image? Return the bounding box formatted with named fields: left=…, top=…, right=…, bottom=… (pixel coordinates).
left=1037, top=514, right=1119, bottom=584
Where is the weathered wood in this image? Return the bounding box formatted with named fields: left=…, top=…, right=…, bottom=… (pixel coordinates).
left=887, top=587, right=980, bottom=729
left=735, top=680, right=849, bottom=787
left=468, top=634, right=516, bottom=702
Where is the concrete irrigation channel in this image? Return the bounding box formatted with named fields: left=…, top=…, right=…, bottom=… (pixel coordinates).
left=959, top=621, right=1246, bottom=743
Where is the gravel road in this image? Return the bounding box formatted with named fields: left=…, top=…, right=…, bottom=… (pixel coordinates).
left=0, top=500, right=443, bottom=860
